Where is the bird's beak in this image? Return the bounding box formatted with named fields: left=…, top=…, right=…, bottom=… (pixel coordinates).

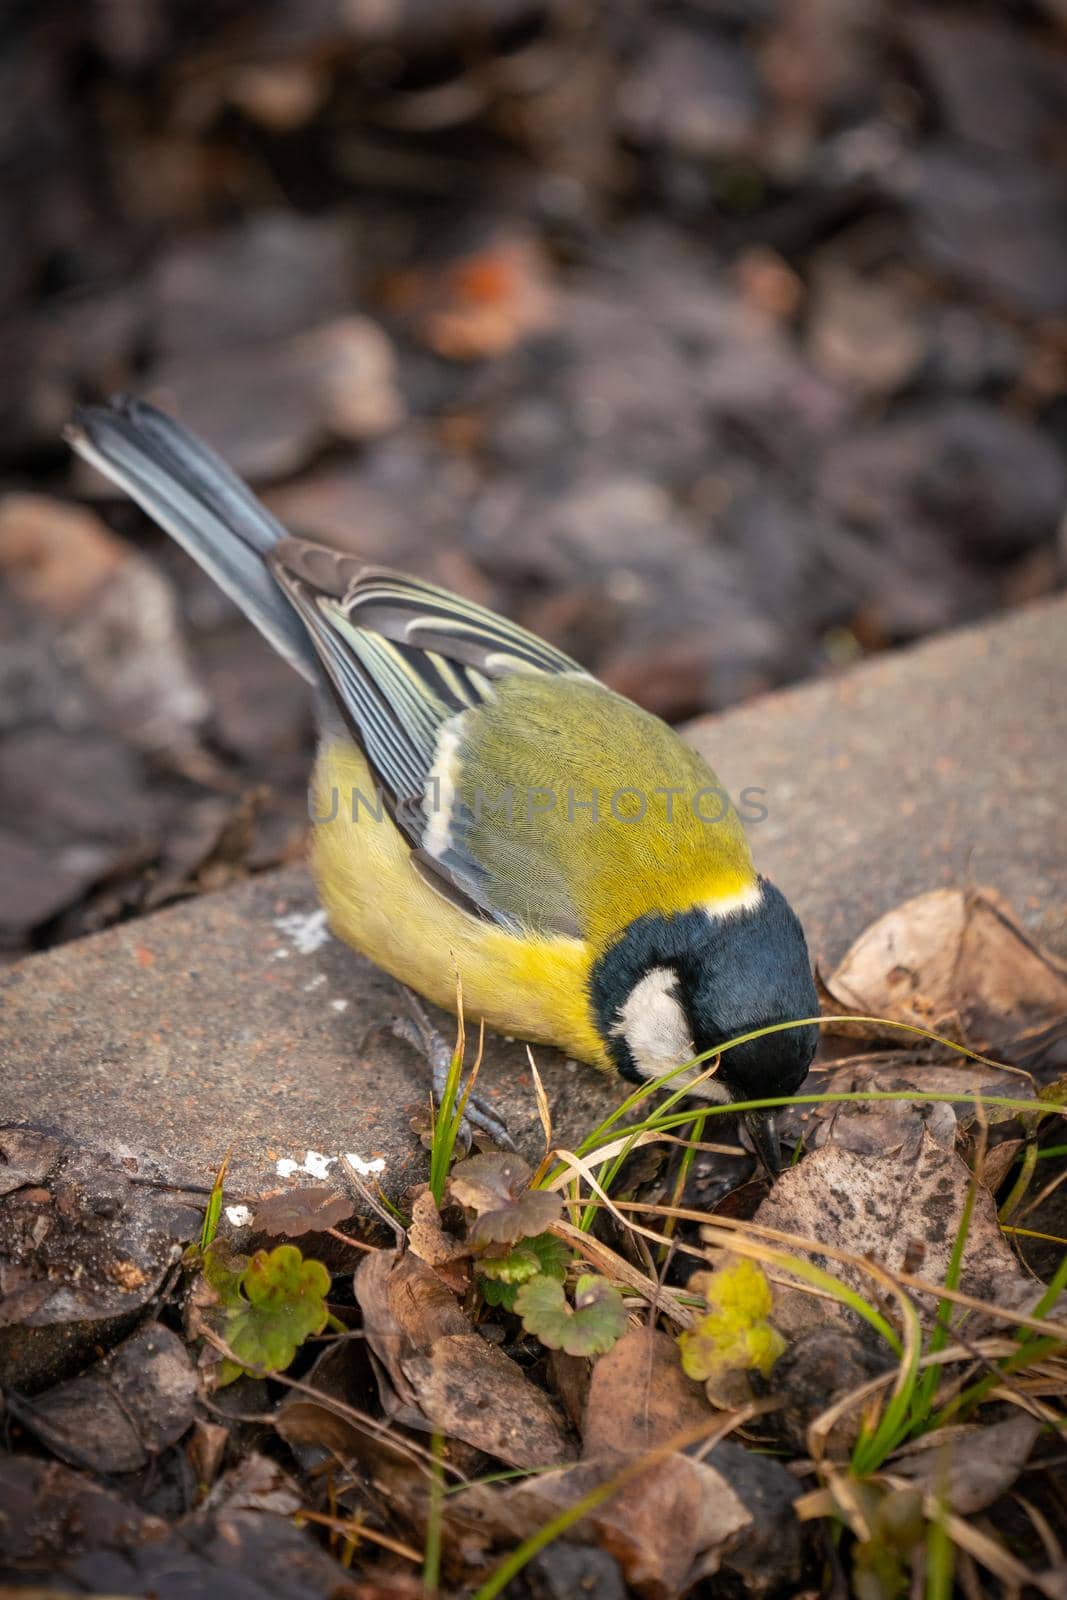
left=743, top=1110, right=783, bottom=1180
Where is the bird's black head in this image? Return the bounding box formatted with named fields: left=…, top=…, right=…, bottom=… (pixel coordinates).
left=687, top=880, right=819, bottom=1101
left=589, top=879, right=819, bottom=1111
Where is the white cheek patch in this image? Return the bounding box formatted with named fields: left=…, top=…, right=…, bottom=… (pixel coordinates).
left=611, top=966, right=695, bottom=1080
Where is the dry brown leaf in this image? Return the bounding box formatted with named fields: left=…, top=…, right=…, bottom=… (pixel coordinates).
left=789, top=1053, right=1036, bottom=1168
left=405, top=1188, right=472, bottom=1281
left=401, top=1332, right=574, bottom=1471
left=822, top=888, right=1067, bottom=1074
left=453, top=1452, right=751, bottom=1600
left=583, top=1327, right=712, bottom=1455
left=353, top=1248, right=573, bottom=1469
left=752, top=1129, right=1040, bottom=1339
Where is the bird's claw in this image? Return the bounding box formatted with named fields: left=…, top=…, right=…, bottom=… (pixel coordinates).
left=391, top=992, right=516, bottom=1151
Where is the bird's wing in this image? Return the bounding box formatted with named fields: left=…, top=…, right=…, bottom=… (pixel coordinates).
left=273, top=540, right=754, bottom=943
left=270, top=541, right=594, bottom=932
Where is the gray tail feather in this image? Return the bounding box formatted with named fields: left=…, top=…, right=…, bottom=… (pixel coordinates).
left=66, top=396, right=319, bottom=683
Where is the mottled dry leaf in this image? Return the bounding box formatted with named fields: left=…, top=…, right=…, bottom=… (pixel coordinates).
left=403, top=1332, right=574, bottom=1470
left=795, top=1052, right=1036, bottom=1190
left=203, top=1451, right=303, bottom=1515
left=481, top=1453, right=751, bottom=1600
left=752, top=1130, right=1040, bottom=1338
left=406, top=1187, right=471, bottom=1270
left=583, top=1327, right=711, bottom=1455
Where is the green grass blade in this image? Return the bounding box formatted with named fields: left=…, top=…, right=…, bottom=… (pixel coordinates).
left=199, top=1147, right=231, bottom=1251
left=851, top=1291, right=923, bottom=1473
left=910, top=1172, right=979, bottom=1432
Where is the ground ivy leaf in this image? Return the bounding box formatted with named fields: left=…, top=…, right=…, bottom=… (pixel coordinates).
left=479, top=1231, right=569, bottom=1284
left=251, top=1185, right=353, bottom=1238
left=479, top=1245, right=543, bottom=1285
left=514, top=1272, right=627, bottom=1357
left=476, top=1230, right=571, bottom=1311
left=217, top=1243, right=331, bottom=1386
left=448, top=1152, right=561, bottom=1246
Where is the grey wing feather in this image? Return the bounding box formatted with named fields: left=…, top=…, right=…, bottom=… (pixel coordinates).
left=67, top=398, right=319, bottom=682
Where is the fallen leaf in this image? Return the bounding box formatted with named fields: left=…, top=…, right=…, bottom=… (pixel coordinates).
left=583, top=1326, right=805, bottom=1594
left=354, top=1248, right=574, bottom=1469
left=187, top=1419, right=229, bottom=1489
left=402, top=1332, right=575, bottom=1470
left=475, top=1452, right=752, bottom=1600
left=582, top=1327, right=711, bottom=1455
left=751, top=1129, right=1041, bottom=1339
left=406, top=1186, right=472, bottom=1273
left=448, top=1151, right=561, bottom=1246
left=203, top=1450, right=304, bottom=1515
left=822, top=887, right=1067, bottom=1075
left=794, top=1052, right=1037, bottom=1191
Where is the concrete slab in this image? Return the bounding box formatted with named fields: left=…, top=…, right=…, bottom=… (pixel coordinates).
left=690, top=594, right=1066, bottom=966
left=2, top=597, right=1064, bottom=1202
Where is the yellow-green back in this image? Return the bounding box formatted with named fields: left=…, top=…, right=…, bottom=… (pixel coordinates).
left=449, top=674, right=756, bottom=949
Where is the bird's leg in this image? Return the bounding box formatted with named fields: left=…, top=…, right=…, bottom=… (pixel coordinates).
left=392, top=988, right=515, bottom=1150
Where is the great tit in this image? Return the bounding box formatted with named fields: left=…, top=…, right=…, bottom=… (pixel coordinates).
left=67, top=398, right=819, bottom=1171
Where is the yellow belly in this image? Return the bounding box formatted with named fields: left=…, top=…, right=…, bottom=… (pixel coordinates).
left=308, top=739, right=609, bottom=1067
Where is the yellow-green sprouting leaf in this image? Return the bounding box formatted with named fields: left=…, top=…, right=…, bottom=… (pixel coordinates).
left=212, top=1243, right=331, bottom=1387
left=678, top=1258, right=785, bottom=1382
left=514, top=1272, right=627, bottom=1357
